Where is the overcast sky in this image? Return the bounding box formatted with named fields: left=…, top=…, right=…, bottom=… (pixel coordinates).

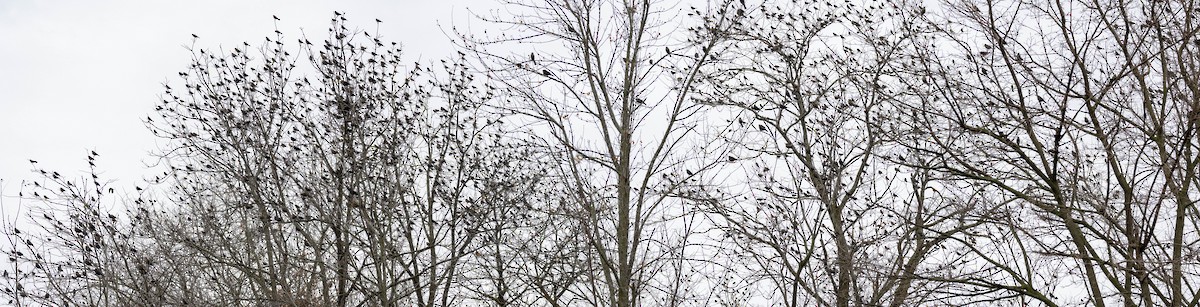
left=0, top=0, right=491, bottom=212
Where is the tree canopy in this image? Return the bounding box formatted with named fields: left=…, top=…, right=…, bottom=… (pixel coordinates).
left=4, top=0, right=1200, bottom=306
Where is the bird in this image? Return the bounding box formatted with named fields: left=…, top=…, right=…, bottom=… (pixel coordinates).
left=28, top=159, right=37, bottom=164
left=191, top=34, right=198, bottom=39
left=273, top=15, right=280, bottom=20
left=376, top=18, right=382, bottom=23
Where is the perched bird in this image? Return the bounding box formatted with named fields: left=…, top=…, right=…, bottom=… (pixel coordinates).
left=273, top=15, right=280, bottom=20
left=28, top=159, right=37, bottom=164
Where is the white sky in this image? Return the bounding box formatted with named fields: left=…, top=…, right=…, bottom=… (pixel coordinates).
left=0, top=0, right=491, bottom=211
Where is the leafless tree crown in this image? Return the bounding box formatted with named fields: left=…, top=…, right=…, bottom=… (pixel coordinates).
left=4, top=0, right=1200, bottom=306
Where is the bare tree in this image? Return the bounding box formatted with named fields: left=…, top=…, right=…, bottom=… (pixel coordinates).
left=460, top=0, right=730, bottom=306
left=3, top=14, right=541, bottom=307
left=892, top=0, right=1200, bottom=305
left=1, top=153, right=179, bottom=307
left=5, top=1, right=1198, bottom=306
left=686, top=0, right=976, bottom=306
